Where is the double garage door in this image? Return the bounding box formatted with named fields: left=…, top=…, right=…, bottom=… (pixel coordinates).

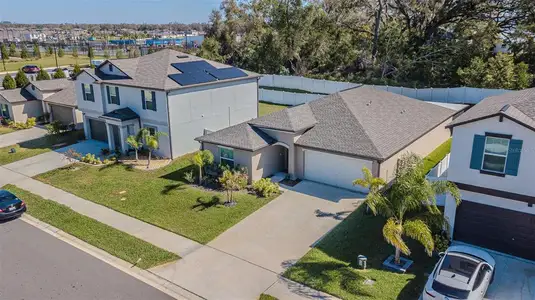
left=89, top=119, right=108, bottom=142
left=454, top=201, right=535, bottom=261
left=304, top=149, right=371, bottom=192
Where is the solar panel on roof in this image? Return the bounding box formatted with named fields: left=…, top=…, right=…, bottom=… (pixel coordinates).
left=171, top=61, right=217, bottom=73
left=168, top=72, right=217, bottom=86
left=208, top=67, right=248, bottom=80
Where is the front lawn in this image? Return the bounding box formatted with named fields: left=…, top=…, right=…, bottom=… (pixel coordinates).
left=284, top=206, right=438, bottom=300
left=259, top=101, right=289, bottom=116
left=36, top=153, right=278, bottom=244
left=0, top=126, right=16, bottom=135
left=3, top=185, right=179, bottom=269
left=0, top=130, right=83, bottom=165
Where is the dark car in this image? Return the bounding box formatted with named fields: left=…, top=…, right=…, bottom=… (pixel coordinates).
left=22, top=65, right=40, bottom=74
left=0, top=190, right=26, bottom=220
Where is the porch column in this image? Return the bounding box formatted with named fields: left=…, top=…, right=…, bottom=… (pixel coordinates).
left=288, top=144, right=296, bottom=179
left=119, top=126, right=127, bottom=154
left=105, top=123, right=114, bottom=150
left=83, top=115, right=90, bottom=139
left=444, top=193, right=458, bottom=240
left=72, top=108, right=77, bottom=126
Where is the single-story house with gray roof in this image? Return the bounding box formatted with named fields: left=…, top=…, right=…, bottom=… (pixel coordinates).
left=196, top=86, right=461, bottom=192
left=0, top=88, right=43, bottom=123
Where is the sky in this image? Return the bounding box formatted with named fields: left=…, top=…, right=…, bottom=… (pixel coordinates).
left=1, top=0, right=221, bottom=24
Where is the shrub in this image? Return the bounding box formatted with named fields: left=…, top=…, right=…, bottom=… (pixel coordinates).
left=184, top=170, right=195, bottom=184
left=2, top=74, right=16, bottom=89
left=26, top=117, right=36, bottom=127
left=45, top=120, right=64, bottom=135
left=15, top=69, right=29, bottom=87
left=8, top=117, right=36, bottom=130
left=252, top=178, right=279, bottom=197
left=36, top=67, right=51, bottom=81
left=81, top=153, right=102, bottom=165
left=101, top=148, right=111, bottom=156
left=433, top=232, right=450, bottom=253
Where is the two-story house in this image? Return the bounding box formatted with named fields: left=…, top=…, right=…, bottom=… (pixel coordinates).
left=74, top=49, right=260, bottom=158
left=444, top=88, right=535, bottom=261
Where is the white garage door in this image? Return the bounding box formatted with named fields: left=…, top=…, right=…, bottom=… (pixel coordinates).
left=304, top=149, right=372, bottom=192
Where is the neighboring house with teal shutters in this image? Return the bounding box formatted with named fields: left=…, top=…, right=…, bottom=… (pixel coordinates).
left=444, top=88, right=535, bottom=261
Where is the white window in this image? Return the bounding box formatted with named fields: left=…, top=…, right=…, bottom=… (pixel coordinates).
left=108, top=86, right=120, bottom=105
left=482, top=136, right=509, bottom=173
left=219, top=147, right=234, bottom=168
left=82, top=83, right=94, bottom=102
left=142, top=90, right=156, bottom=111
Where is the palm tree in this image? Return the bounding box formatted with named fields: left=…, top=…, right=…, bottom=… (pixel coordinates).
left=126, top=135, right=142, bottom=161
left=354, top=153, right=461, bottom=265
left=192, top=150, right=214, bottom=185
left=144, top=130, right=167, bottom=169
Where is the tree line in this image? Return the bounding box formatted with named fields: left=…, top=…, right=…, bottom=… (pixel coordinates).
left=197, top=0, right=535, bottom=89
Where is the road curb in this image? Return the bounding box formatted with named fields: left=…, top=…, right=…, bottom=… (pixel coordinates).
left=20, top=215, right=204, bottom=300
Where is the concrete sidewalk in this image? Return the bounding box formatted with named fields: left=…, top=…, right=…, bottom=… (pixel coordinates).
left=0, top=126, right=48, bottom=148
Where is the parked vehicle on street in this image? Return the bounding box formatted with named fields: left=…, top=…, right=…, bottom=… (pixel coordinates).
left=0, top=190, right=26, bottom=220
left=22, top=65, right=40, bottom=74
left=423, top=245, right=495, bottom=300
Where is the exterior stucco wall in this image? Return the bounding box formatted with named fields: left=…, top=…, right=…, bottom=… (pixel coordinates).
left=9, top=101, right=43, bottom=123
left=251, top=145, right=286, bottom=182
left=202, top=142, right=254, bottom=182
left=260, top=128, right=303, bottom=178
left=448, top=116, right=535, bottom=197
left=76, top=72, right=105, bottom=114
left=379, top=117, right=452, bottom=182
left=168, top=79, right=258, bottom=157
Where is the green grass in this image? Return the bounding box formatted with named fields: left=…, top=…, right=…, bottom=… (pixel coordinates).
left=422, top=138, right=452, bottom=174
left=3, top=185, right=179, bottom=269
left=2, top=55, right=99, bottom=72
left=259, top=101, right=289, bottom=116
left=284, top=206, right=438, bottom=300
left=259, top=86, right=328, bottom=95
left=36, top=153, right=278, bottom=244
left=0, top=131, right=84, bottom=165
left=0, top=126, right=16, bottom=135
left=259, top=294, right=278, bottom=300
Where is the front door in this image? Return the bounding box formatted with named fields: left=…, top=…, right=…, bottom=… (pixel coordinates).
left=111, top=125, right=122, bottom=151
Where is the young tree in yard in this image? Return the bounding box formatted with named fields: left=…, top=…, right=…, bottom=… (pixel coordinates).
left=192, top=150, right=214, bottom=185
left=33, top=43, right=41, bottom=58
left=354, top=153, right=461, bottom=265
left=20, top=47, right=29, bottom=59
left=46, top=45, right=53, bottom=56
left=9, top=43, right=16, bottom=56
left=2, top=74, right=16, bottom=89
left=126, top=134, right=142, bottom=161
left=141, top=129, right=167, bottom=169
left=36, top=66, right=51, bottom=80
left=53, top=68, right=66, bottom=79
left=72, top=64, right=81, bottom=77
left=15, top=69, right=29, bottom=87
left=72, top=47, right=78, bottom=58
left=116, top=48, right=123, bottom=59
left=58, top=47, right=64, bottom=57
left=219, top=169, right=248, bottom=205
left=1, top=44, right=9, bottom=60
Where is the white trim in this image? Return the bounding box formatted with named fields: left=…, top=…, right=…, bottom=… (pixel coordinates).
left=218, top=146, right=235, bottom=165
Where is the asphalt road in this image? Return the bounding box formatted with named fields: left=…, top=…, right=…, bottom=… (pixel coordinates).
left=0, top=219, right=175, bottom=300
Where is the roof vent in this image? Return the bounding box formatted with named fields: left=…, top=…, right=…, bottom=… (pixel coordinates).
left=366, top=101, right=372, bottom=106
left=500, top=104, right=510, bottom=112
left=177, top=55, right=189, bottom=59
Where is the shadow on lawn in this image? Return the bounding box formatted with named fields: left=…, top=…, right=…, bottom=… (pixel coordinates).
left=161, top=183, right=186, bottom=195
left=288, top=205, right=436, bottom=300
left=159, top=164, right=196, bottom=183
left=16, top=131, right=83, bottom=150
left=191, top=196, right=221, bottom=211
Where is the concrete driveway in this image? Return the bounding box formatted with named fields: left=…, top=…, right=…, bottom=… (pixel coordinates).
left=2, top=139, right=108, bottom=177
left=150, top=181, right=362, bottom=300
left=0, top=126, right=48, bottom=148
left=485, top=251, right=535, bottom=299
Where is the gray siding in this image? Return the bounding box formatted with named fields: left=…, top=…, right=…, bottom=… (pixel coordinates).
left=251, top=145, right=286, bottom=181
left=202, top=142, right=254, bottom=182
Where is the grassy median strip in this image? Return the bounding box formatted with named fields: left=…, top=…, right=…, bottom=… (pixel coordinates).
left=3, top=185, right=179, bottom=269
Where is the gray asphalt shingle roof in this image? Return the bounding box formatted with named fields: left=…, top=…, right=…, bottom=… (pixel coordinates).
left=30, top=78, right=71, bottom=92
left=101, top=107, right=139, bottom=121
left=42, top=81, right=76, bottom=107
left=448, top=88, right=535, bottom=128
left=196, top=86, right=458, bottom=160
left=0, top=88, right=35, bottom=104
left=93, top=49, right=259, bottom=91
left=195, top=122, right=276, bottom=151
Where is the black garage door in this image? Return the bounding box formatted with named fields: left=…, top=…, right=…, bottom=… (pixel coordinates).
left=454, top=201, right=535, bottom=261
left=89, top=119, right=108, bottom=142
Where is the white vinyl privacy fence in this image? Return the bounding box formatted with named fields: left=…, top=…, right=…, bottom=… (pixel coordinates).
left=259, top=74, right=510, bottom=106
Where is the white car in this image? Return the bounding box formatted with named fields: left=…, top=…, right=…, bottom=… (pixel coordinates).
left=423, top=245, right=495, bottom=300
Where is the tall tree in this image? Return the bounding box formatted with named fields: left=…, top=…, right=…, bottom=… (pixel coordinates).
left=9, top=43, right=16, bottom=56
left=15, top=69, right=29, bottom=87
left=354, top=153, right=460, bottom=264
left=2, top=74, right=16, bottom=90
left=33, top=43, right=41, bottom=58
left=1, top=44, right=9, bottom=60
left=20, top=47, right=29, bottom=59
